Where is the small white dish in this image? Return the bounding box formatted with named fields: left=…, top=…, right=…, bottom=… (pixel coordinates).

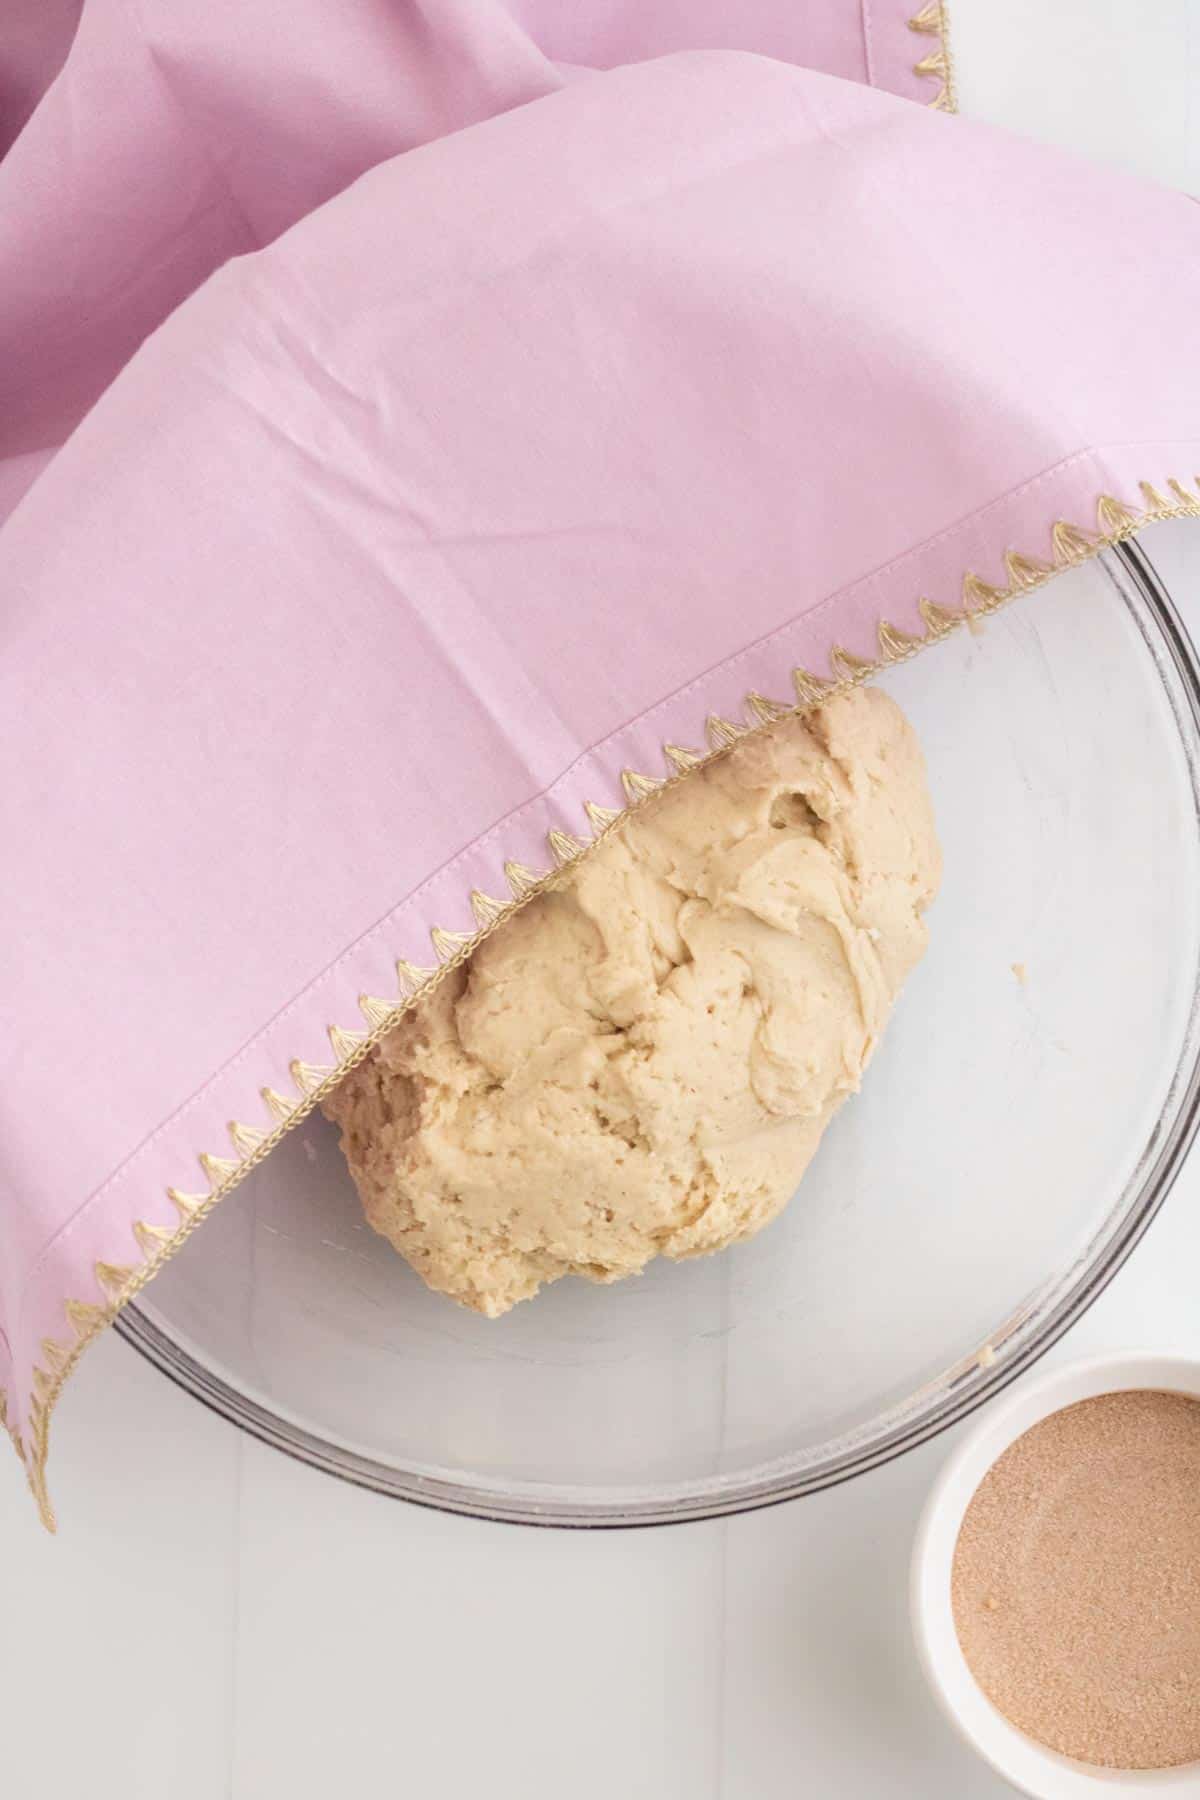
left=912, top=1351, right=1200, bottom=1797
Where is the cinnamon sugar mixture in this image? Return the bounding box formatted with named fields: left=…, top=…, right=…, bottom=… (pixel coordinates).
left=952, top=1390, right=1200, bottom=1770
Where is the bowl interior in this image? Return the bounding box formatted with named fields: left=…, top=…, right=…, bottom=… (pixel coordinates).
left=122, top=539, right=1200, bottom=1522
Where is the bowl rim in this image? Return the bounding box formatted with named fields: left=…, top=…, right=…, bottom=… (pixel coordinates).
left=910, top=1350, right=1200, bottom=1797
left=114, top=539, right=1200, bottom=1528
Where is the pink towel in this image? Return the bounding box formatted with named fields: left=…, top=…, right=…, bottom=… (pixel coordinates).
left=2, top=4, right=1197, bottom=1526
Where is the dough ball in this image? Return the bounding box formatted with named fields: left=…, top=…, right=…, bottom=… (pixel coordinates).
left=324, top=686, right=940, bottom=1316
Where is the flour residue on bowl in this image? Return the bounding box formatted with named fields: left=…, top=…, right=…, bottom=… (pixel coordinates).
left=952, top=1389, right=1200, bottom=1769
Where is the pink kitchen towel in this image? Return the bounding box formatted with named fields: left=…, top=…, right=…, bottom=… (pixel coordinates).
left=2, top=14, right=1198, bottom=1526
left=0, top=0, right=952, bottom=521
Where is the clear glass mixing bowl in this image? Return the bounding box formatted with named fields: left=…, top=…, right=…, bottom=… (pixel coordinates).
left=117, top=535, right=1200, bottom=1524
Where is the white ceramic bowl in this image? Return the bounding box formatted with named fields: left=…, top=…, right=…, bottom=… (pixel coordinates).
left=912, top=1351, right=1200, bottom=1797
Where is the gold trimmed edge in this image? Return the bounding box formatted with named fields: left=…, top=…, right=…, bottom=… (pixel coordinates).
left=908, top=1, right=958, bottom=113
left=10, top=478, right=1200, bottom=1529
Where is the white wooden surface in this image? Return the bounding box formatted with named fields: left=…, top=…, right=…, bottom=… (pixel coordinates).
left=3, top=7, right=1198, bottom=1795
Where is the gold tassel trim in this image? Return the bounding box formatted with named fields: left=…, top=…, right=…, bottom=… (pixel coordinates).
left=358, top=994, right=398, bottom=1031
left=792, top=667, right=833, bottom=705
left=289, top=1059, right=332, bottom=1097
left=919, top=597, right=961, bottom=637
left=1052, top=519, right=1096, bottom=566
left=17, top=474, right=1200, bottom=1530
left=199, top=1152, right=240, bottom=1191
left=503, top=861, right=541, bottom=900
left=705, top=716, right=744, bottom=750
left=584, top=800, right=622, bottom=833
left=745, top=692, right=792, bottom=725
left=1004, top=549, right=1051, bottom=590
left=909, top=1, right=957, bottom=112
left=830, top=645, right=877, bottom=682
left=430, top=925, right=473, bottom=963
left=228, top=1119, right=266, bottom=1159
left=467, top=889, right=503, bottom=929
left=328, top=1023, right=366, bottom=1062
left=962, top=573, right=1008, bottom=613
left=547, top=829, right=587, bottom=867
left=908, top=2, right=944, bottom=31
left=133, top=1220, right=175, bottom=1257
left=260, top=1087, right=296, bottom=1125
left=876, top=619, right=924, bottom=661
left=621, top=768, right=662, bottom=803
left=166, top=1188, right=205, bottom=1221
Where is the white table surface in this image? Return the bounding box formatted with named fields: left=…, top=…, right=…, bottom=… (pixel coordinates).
left=4, top=7, right=1199, bottom=1796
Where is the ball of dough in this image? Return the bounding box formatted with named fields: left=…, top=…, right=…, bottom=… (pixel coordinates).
left=324, top=687, right=940, bottom=1316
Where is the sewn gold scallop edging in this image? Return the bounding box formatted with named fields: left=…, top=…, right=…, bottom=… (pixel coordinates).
left=1, top=1388, right=24, bottom=1469
left=10, top=476, right=1200, bottom=1531
left=908, top=1, right=958, bottom=112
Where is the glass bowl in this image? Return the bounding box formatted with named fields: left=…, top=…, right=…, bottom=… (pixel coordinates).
left=117, top=536, right=1200, bottom=1525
